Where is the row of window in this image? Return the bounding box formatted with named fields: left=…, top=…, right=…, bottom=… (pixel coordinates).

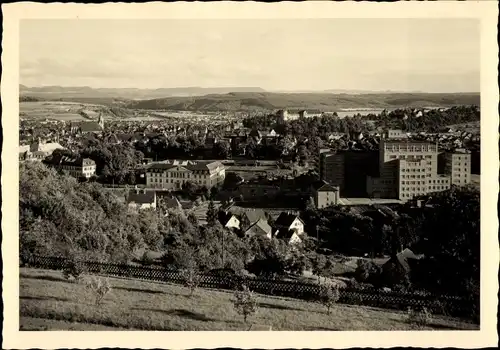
left=401, top=184, right=450, bottom=193
left=400, top=168, right=430, bottom=172
left=401, top=174, right=427, bottom=179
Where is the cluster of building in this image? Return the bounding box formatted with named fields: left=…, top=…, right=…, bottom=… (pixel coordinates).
left=145, top=159, right=226, bottom=190
left=319, top=130, right=472, bottom=202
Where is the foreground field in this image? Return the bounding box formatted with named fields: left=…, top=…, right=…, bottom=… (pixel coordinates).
left=19, top=268, right=477, bottom=331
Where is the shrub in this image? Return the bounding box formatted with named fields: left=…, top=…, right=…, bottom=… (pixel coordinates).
left=317, top=284, right=340, bottom=314
left=62, top=258, right=86, bottom=282
left=181, top=265, right=202, bottom=298
left=85, top=276, right=112, bottom=306
left=232, top=285, right=258, bottom=323
left=406, top=306, right=432, bottom=329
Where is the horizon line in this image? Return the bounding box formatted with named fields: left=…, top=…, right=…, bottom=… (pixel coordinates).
left=19, top=84, right=480, bottom=95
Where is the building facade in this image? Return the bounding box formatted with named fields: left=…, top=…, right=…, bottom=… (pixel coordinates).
left=19, top=140, right=65, bottom=162
left=312, top=182, right=340, bottom=209
left=367, top=137, right=450, bottom=201
left=45, top=155, right=96, bottom=178
left=439, top=149, right=472, bottom=186
left=145, top=160, right=225, bottom=190
left=319, top=149, right=345, bottom=192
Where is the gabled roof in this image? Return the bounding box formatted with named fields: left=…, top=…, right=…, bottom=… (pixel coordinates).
left=45, top=154, right=94, bottom=167
left=384, top=248, right=424, bottom=272
left=245, top=218, right=272, bottom=237
left=275, top=212, right=303, bottom=228
left=312, top=180, right=339, bottom=192
left=163, top=195, right=181, bottom=209
left=127, top=190, right=156, bottom=205
left=244, top=209, right=267, bottom=225
left=79, top=121, right=103, bottom=133
left=218, top=211, right=237, bottom=226
left=274, top=228, right=301, bottom=241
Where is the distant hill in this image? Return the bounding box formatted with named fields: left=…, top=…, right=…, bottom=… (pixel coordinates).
left=19, top=85, right=267, bottom=99
left=125, top=92, right=480, bottom=112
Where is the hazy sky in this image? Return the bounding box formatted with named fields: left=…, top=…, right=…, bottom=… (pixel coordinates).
left=20, top=19, right=480, bottom=92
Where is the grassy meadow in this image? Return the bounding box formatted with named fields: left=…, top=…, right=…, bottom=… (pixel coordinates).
left=19, top=268, right=478, bottom=331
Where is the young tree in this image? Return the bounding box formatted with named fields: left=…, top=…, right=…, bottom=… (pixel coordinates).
left=232, top=285, right=258, bottom=323
left=206, top=200, right=218, bottom=226
left=85, top=276, right=112, bottom=306
left=317, top=284, right=340, bottom=315
left=181, top=261, right=202, bottom=298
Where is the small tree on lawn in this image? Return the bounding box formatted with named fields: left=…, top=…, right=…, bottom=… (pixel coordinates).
left=406, top=306, right=432, bottom=329
left=181, top=262, right=202, bottom=298
left=85, top=276, right=112, bottom=306
left=317, top=284, right=340, bottom=314
left=232, top=285, right=257, bottom=323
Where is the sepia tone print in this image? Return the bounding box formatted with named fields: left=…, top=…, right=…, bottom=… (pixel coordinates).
left=18, top=17, right=481, bottom=332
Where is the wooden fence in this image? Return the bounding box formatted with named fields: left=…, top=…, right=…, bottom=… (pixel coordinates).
left=23, top=255, right=477, bottom=321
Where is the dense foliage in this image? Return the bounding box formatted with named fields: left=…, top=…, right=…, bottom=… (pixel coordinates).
left=20, top=161, right=480, bottom=301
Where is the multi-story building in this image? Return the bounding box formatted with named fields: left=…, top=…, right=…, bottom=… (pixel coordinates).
left=319, top=149, right=378, bottom=197
left=367, top=135, right=449, bottom=201
left=311, top=181, right=340, bottom=209
left=319, top=149, right=345, bottom=192
left=439, top=149, right=472, bottom=186
left=19, top=139, right=65, bottom=162
left=145, top=160, right=225, bottom=190
left=44, top=155, right=96, bottom=178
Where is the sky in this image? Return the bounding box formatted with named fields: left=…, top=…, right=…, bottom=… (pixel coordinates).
left=20, top=19, right=480, bottom=92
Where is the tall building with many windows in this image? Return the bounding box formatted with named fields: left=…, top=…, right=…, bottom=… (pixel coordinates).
left=145, top=160, right=225, bottom=190
left=439, top=149, right=472, bottom=186
left=367, top=137, right=450, bottom=201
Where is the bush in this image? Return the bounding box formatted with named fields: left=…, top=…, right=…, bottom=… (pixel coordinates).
left=181, top=265, right=202, bottom=298
left=317, top=284, right=340, bottom=314
left=62, top=258, right=86, bottom=282
left=406, top=306, right=432, bottom=329
left=85, top=276, right=112, bottom=305
left=232, top=285, right=258, bottom=323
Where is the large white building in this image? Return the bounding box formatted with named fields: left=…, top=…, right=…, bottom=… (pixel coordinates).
left=367, top=135, right=451, bottom=201
left=145, top=160, right=226, bottom=190
left=19, top=139, right=65, bottom=162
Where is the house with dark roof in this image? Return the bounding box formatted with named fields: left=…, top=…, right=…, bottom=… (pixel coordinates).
left=244, top=218, right=273, bottom=239
left=162, top=195, right=182, bottom=211
left=127, top=189, right=157, bottom=211
left=218, top=211, right=240, bottom=230
left=380, top=248, right=425, bottom=287
left=274, top=212, right=305, bottom=235
left=274, top=228, right=303, bottom=245
left=311, top=180, right=340, bottom=209
left=243, top=209, right=267, bottom=226
left=44, top=155, right=96, bottom=178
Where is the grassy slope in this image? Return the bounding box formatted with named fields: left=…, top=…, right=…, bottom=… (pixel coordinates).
left=20, top=92, right=480, bottom=111
left=19, top=268, right=477, bottom=331
left=125, top=92, right=480, bottom=111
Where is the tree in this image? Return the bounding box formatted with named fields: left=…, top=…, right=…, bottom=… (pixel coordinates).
left=206, top=200, right=217, bottom=226
left=85, top=276, right=112, bottom=306
left=181, top=261, right=202, bottom=298
left=317, top=284, right=340, bottom=314
left=232, top=285, right=258, bottom=323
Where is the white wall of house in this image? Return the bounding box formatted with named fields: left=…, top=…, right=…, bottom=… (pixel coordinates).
left=225, top=216, right=240, bottom=230
left=289, top=218, right=304, bottom=235
left=288, top=232, right=302, bottom=245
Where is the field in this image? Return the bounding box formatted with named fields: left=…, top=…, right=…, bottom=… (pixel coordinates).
left=19, top=268, right=477, bottom=331
left=19, top=101, right=104, bottom=121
